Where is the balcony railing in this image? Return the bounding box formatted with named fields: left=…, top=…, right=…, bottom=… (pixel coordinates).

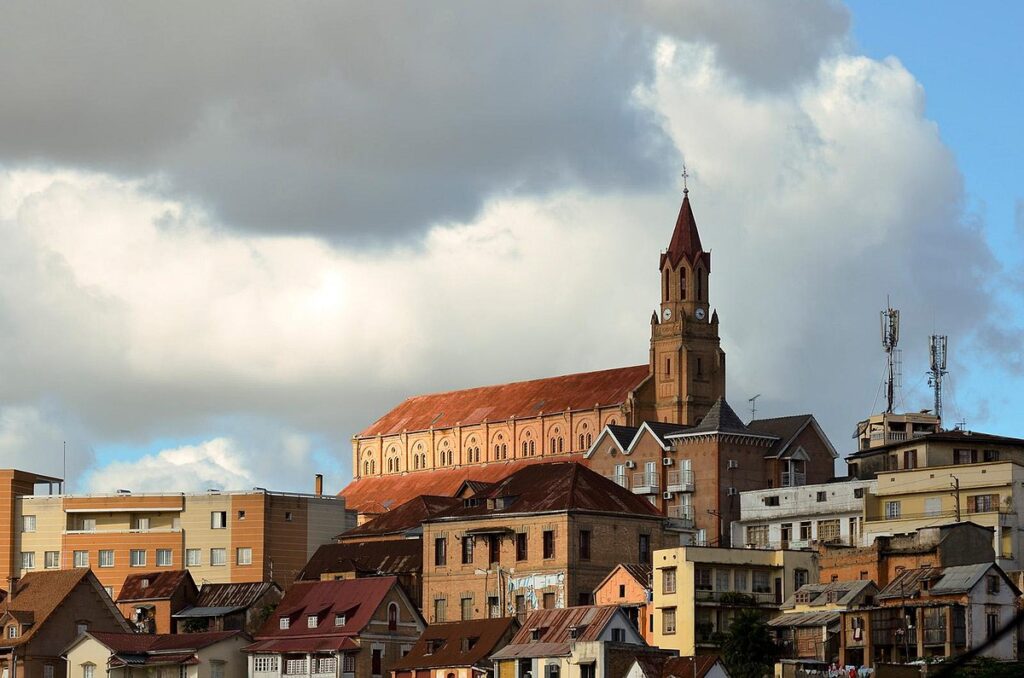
left=632, top=472, right=660, bottom=494
left=666, top=469, right=694, bottom=493
left=694, top=590, right=777, bottom=605
left=605, top=473, right=630, bottom=490
left=668, top=505, right=695, bottom=528
left=781, top=471, right=806, bottom=487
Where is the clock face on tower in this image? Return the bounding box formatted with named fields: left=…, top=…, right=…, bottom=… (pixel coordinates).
left=695, top=308, right=706, bottom=320
left=663, top=308, right=672, bottom=320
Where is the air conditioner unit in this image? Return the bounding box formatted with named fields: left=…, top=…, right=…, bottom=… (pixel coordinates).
left=625, top=461, right=636, bottom=469
left=663, top=491, right=674, bottom=500
left=662, top=457, right=674, bottom=467
left=727, top=460, right=738, bottom=469
left=727, top=487, right=738, bottom=496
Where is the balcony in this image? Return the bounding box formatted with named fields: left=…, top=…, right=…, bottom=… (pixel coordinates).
left=632, top=471, right=660, bottom=494
left=666, top=469, right=694, bottom=493
left=605, top=473, right=630, bottom=490
left=694, top=590, right=778, bottom=606
left=781, top=471, right=806, bottom=487
left=668, top=505, right=694, bottom=529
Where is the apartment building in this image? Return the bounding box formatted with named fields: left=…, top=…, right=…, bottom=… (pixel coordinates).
left=862, top=461, right=1024, bottom=571
left=420, top=463, right=669, bottom=624
left=730, top=479, right=875, bottom=550
left=2, top=468, right=354, bottom=598
left=853, top=412, right=940, bottom=452
left=651, top=545, right=817, bottom=656
left=846, top=428, right=1024, bottom=480
left=767, top=580, right=878, bottom=667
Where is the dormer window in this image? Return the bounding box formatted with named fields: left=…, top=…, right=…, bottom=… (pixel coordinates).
left=334, top=613, right=347, bottom=627
left=461, top=637, right=477, bottom=652
left=279, top=617, right=290, bottom=630
left=307, top=614, right=319, bottom=628
left=530, top=628, right=542, bottom=641
left=7, top=625, right=17, bottom=638
left=140, top=578, right=150, bottom=588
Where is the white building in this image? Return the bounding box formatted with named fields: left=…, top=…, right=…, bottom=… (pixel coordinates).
left=731, top=479, right=876, bottom=550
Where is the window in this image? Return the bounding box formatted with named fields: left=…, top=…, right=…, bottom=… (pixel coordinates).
left=987, top=611, right=999, bottom=640
left=285, top=511, right=293, bottom=522
left=818, top=519, right=841, bottom=542
left=45, top=551, right=59, bottom=569
left=461, top=597, right=473, bottom=620
left=611, top=628, right=626, bottom=642
left=854, top=487, right=865, bottom=499
left=696, top=357, right=703, bottom=376
left=753, top=571, right=771, bottom=593
left=954, top=448, right=978, bottom=464
left=488, top=596, right=500, bottom=618
left=488, top=535, right=500, bottom=564
left=434, top=537, right=447, bottom=566
left=618, top=584, right=626, bottom=598
left=716, top=569, right=730, bottom=592
left=342, top=655, right=355, bottom=674
left=156, top=549, right=172, bottom=566
left=134, top=517, right=150, bottom=531
left=458, top=535, right=474, bottom=564
left=543, top=530, right=555, bottom=559
left=308, top=614, right=319, bottom=628
left=799, top=521, right=812, bottom=540
left=639, top=533, right=651, bottom=563
left=20, top=552, right=34, bottom=570
left=83, top=664, right=96, bottom=678
left=904, top=449, right=918, bottom=469
left=734, top=570, right=747, bottom=592
left=335, top=613, right=347, bottom=627
left=695, top=568, right=712, bottom=591
left=794, top=569, right=809, bottom=590
left=388, top=602, right=399, bottom=630
left=130, top=549, right=146, bottom=567
left=969, top=494, right=998, bottom=513
left=579, top=530, right=591, bottom=560
left=211, top=662, right=225, bottom=678
left=43, top=666, right=53, bottom=678
left=884, top=501, right=901, bottom=519
left=987, top=575, right=1001, bottom=594
left=543, top=592, right=556, bottom=609
left=983, top=449, right=999, bottom=462
left=186, top=549, right=201, bottom=566
left=516, top=532, right=528, bottom=561
left=81, top=518, right=96, bottom=532
left=7, top=625, right=17, bottom=638
left=780, top=523, right=792, bottom=544
left=279, top=617, right=290, bottom=630
left=21, top=515, right=36, bottom=532
left=99, top=550, right=114, bottom=568
left=663, top=608, right=677, bottom=634
left=74, top=550, right=89, bottom=567
left=745, top=525, right=769, bottom=548
left=254, top=657, right=279, bottom=673
left=662, top=567, right=677, bottom=593
left=434, top=597, right=447, bottom=622
left=763, top=495, right=780, bottom=506
left=237, top=510, right=246, bottom=520
left=211, top=548, right=227, bottom=566
left=695, top=528, right=707, bottom=546
left=211, top=511, right=227, bottom=529
left=816, top=491, right=827, bottom=502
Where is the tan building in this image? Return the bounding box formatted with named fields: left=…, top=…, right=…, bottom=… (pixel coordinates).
left=651, top=546, right=818, bottom=656
left=0, top=569, right=132, bottom=678
left=861, top=461, right=1024, bottom=571
left=420, top=463, right=669, bottom=624
left=343, top=193, right=726, bottom=517
left=846, top=428, right=1024, bottom=479
left=64, top=631, right=250, bottom=678
left=593, top=564, right=653, bottom=644
left=2, top=469, right=354, bottom=598
left=853, top=411, right=940, bottom=451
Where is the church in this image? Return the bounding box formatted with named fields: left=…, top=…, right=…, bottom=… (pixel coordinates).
left=341, top=188, right=836, bottom=542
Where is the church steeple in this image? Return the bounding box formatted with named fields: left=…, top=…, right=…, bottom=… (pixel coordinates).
left=661, top=194, right=705, bottom=269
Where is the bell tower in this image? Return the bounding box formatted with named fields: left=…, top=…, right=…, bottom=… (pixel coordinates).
left=648, top=179, right=726, bottom=425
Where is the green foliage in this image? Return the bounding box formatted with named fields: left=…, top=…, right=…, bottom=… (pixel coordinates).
left=719, top=591, right=757, bottom=606
left=721, top=610, right=778, bottom=678
left=183, top=617, right=209, bottom=633
left=952, top=658, right=1024, bottom=678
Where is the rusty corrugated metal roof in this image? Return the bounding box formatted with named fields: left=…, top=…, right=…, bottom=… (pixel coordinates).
left=116, top=570, right=196, bottom=602
left=492, top=606, right=622, bottom=659
left=391, top=617, right=517, bottom=670
left=340, top=495, right=460, bottom=539
left=298, top=540, right=422, bottom=581
left=194, top=582, right=280, bottom=609
left=358, top=365, right=648, bottom=437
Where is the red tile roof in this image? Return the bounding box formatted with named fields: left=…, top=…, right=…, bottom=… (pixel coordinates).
left=358, top=365, right=648, bottom=437
left=340, top=456, right=585, bottom=515
left=116, top=570, right=196, bottom=602
left=391, top=618, right=517, bottom=671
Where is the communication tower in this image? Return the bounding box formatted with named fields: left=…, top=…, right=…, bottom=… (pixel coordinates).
left=928, top=335, right=949, bottom=425
left=880, top=302, right=901, bottom=413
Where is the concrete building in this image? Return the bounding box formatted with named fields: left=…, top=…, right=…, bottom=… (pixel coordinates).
left=816, top=522, right=995, bottom=588
left=0, top=569, right=132, bottom=678
left=862, top=461, right=1024, bottom=571
left=419, top=463, right=669, bottom=624
left=731, top=479, right=875, bottom=551
left=592, top=564, right=653, bottom=644
left=390, top=617, right=517, bottom=678
left=846, top=429, right=1024, bottom=480
left=838, top=563, right=1020, bottom=666
left=2, top=469, right=353, bottom=598
left=64, top=631, right=249, bottom=678
left=853, top=412, right=940, bottom=452
left=244, top=576, right=424, bottom=678
left=651, top=546, right=818, bottom=656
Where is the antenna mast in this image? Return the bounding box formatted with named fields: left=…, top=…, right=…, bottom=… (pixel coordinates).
left=880, top=301, right=901, bottom=413
left=748, top=394, right=761, bottom=421
left=928, top=335, right=948, bottom=425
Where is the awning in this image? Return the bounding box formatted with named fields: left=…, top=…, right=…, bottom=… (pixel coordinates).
left=173, top=606, right=246, bottom=618
left=464, top=527, right=515, bottom=536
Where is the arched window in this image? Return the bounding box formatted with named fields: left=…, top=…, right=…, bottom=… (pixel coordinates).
left=550, top=437, right=556, bottom=452
left=387, top=602, right=399, bottom=631
left=586, top=433, right=592, bottom=447
left=696, top=267, right=704, bottom=301
left=558, top=437, right=563, bottom=453
left=680, top=267, right=687, bottom=300
left=522, top=441, right=528, bottom=456
left=501, top=444, right=508, bottom=459
left=529, top=440, right=535, bottom=455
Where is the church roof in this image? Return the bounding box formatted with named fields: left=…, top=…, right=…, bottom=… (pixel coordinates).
left=358, top=365, right=648, bottom=438
left=661, top=195, right=709, bottom=270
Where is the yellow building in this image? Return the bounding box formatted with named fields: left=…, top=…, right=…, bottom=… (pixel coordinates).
left=863, top=461, right=1024, bottom=571
left=651, top=545, right=817, bottom=656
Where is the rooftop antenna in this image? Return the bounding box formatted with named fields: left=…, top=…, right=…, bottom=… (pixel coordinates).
left=880, top=299, right=901, bottom=413
left=748, top=394, right=761, bottom=421
left=927, top=335, right=949, bottom=426
left=681, top=163, right=689, bottom=196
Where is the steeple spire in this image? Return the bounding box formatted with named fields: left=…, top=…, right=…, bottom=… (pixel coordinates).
left=662, top=171, right=705, bottom=269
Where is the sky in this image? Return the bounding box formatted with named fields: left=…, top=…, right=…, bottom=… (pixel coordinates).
left=0, top=1, right=1021, bottom=495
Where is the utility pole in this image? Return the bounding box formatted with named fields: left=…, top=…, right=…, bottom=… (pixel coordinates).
left=950, top=476, right=961, bottom=522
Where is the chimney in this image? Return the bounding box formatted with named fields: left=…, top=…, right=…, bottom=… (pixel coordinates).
left=314, top=474, right=323, bottom=497
left=7, top=577, right=18, bottom=602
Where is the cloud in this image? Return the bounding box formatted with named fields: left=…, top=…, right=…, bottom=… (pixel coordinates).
left=0, top=404, right=93, bottom=481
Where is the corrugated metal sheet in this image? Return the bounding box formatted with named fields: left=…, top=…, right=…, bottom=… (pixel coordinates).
left=298, top=540, right=422, bottom=581
left=115, top=570, right=195, bottom=602
left=492, top=606, right=621, bottom=659
left=195, top=582, right=279, bottom=609
left=391, top=617, right=516, bottom=670
left=358, top=365, right=648, bottom=437
left=767, top=611, right=840, bottom=627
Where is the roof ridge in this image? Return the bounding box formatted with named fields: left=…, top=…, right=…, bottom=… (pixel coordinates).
left=397, top=364, right=649, bottom=401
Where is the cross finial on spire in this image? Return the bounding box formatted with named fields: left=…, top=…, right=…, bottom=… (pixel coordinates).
left=681, top=163, right=689, bottom=196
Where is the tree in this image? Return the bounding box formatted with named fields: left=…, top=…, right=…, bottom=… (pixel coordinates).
left=721, top=609, right=778, bottom=678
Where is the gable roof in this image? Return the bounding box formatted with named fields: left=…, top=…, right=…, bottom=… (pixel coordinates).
left=340, top=495, right=460, bottom=539
left=358, top=365, right=648, bottom=438
left=594, top=563, right=653, bottom=596
left=780, top=580, right=877, bottom=609
left=391, top=618, right=517, bottom=670
left=492, top=605, right=628, bottom=659
left=661, top=655, right=728, bottom=678
left=116, top=570, right=196, bottom=602
left=427, top=462, right=663, bottom=521
left=298, top=540, right=422, bottom=581
left=244, top=577, right=422, bottom=653
left=748, top=414, right=838, bottom=460
left=0, top=569, right=130, bottom=647
left=88, top=630, right=244, bottom=653
left=340, top=457, right=581, bottom=515
left=877, top=563, right=1019, bottom=600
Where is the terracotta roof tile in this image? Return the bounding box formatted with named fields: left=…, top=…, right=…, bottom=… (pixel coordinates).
left=358, top=365, right=648, bottom=437
left=391, top=618, right=517, bottom=670
left=116, top=570, right=195, bottom=602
